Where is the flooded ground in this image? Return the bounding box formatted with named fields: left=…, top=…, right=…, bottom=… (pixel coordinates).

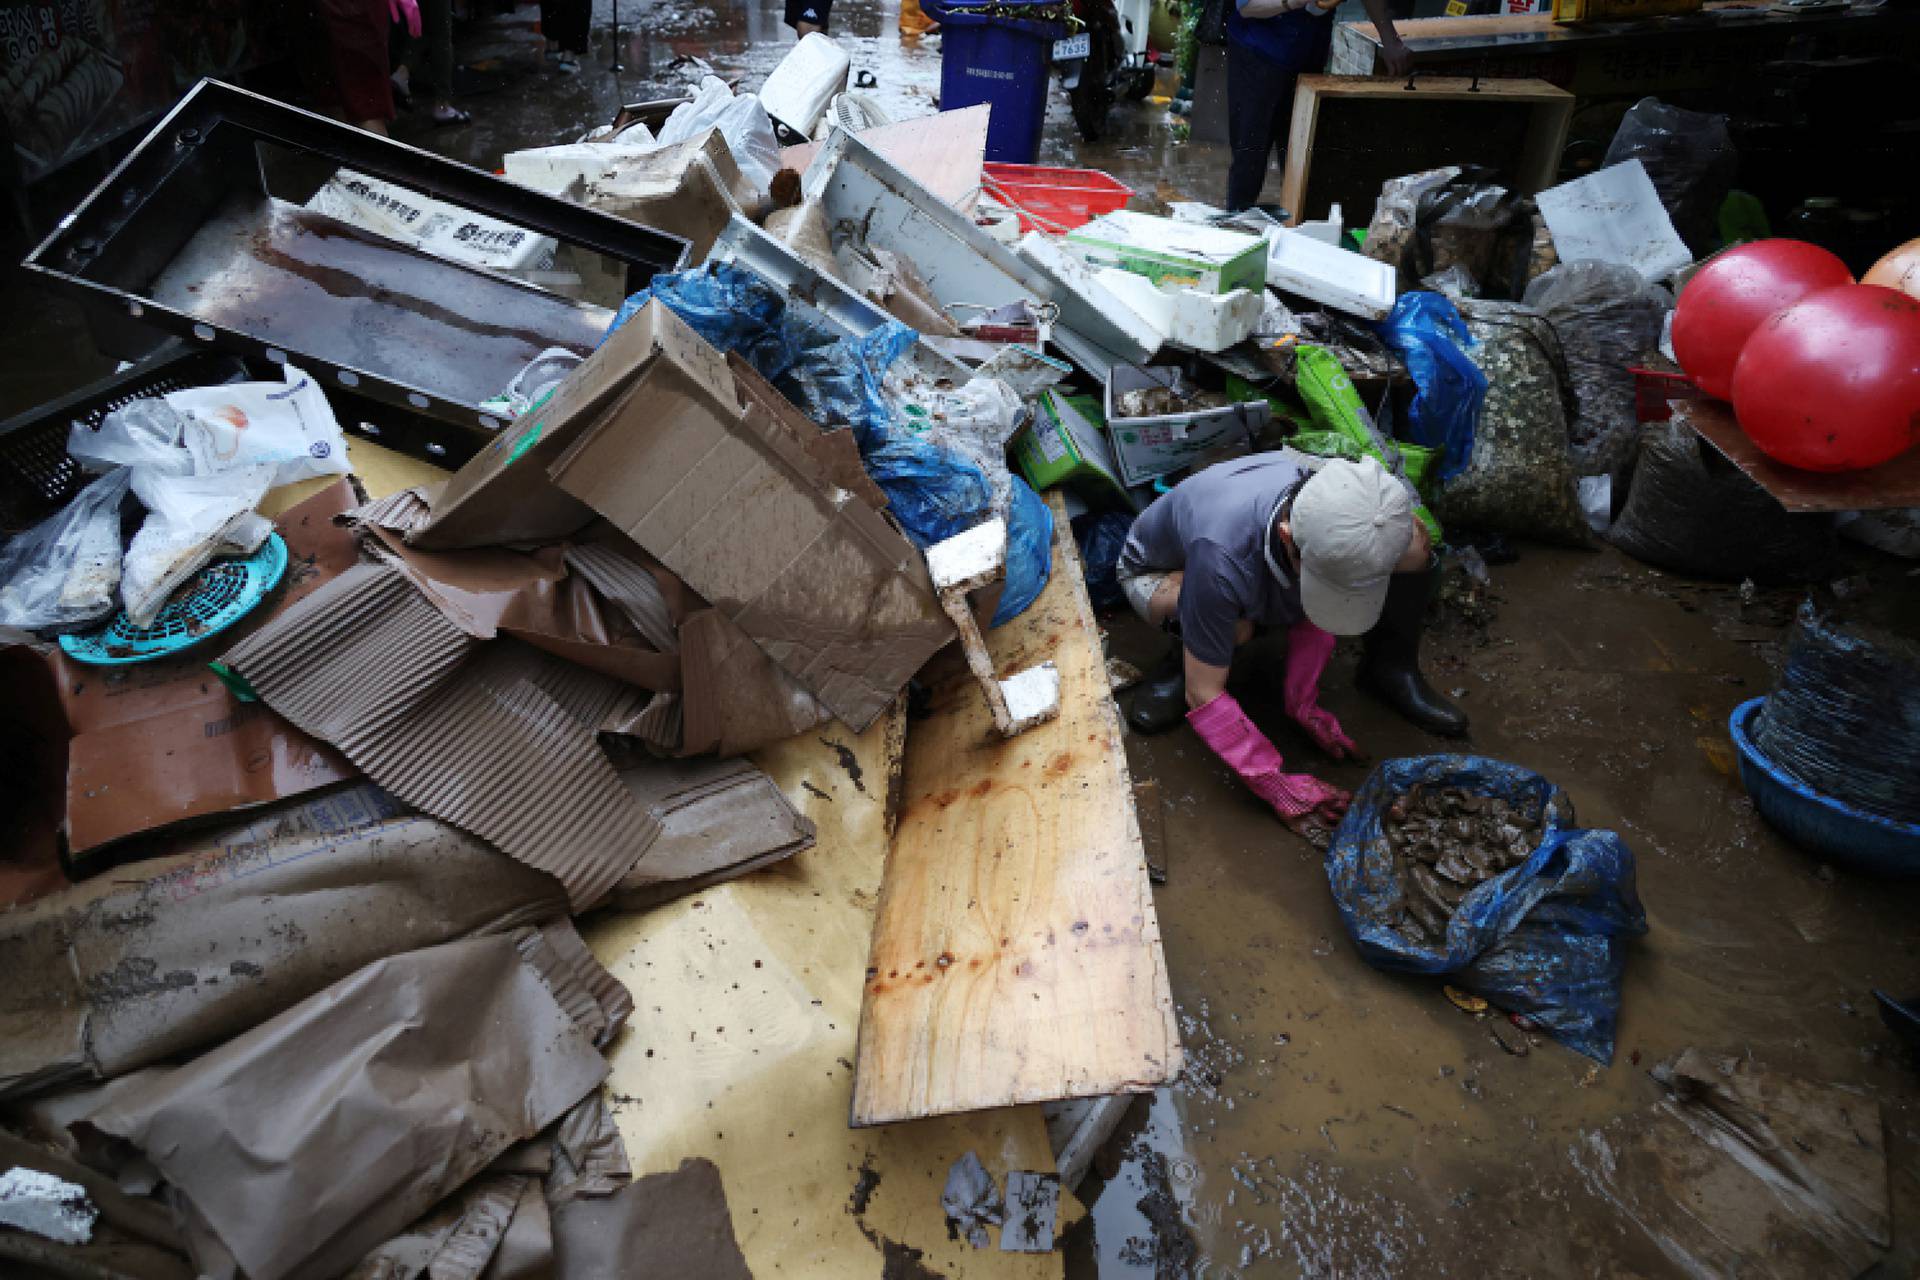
left=6, top=3, right=1920, bottom=1274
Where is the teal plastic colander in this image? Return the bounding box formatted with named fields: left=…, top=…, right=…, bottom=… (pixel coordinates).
left=59, top=533, right=288, bottom=666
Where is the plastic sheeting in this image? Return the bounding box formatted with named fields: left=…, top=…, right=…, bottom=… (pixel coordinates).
left=1373, top=292, right=1484, bottom=484
left=1326, top=754, right=1647, bottom=1064
left=1752, top=604, right=1920, bottom=825
left=605, top=262, right=1051, bottom=625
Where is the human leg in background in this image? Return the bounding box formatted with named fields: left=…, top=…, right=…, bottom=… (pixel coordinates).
left=299, top=0, right=397, bottom=134
left=1224, top=40, right=1297, bottom=212
left=423, top=0, right=469, bottom=123
left=540, top=0, right=591, bottom=70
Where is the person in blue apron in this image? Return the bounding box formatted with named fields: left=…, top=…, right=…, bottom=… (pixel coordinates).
left=1225, top=0, right=1411, bottom=211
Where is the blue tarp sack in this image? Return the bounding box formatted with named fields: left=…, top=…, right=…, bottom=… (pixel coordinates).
left=1325, top=755, right=1646, bottom=1063
left=604, top=263, right=1051, bottom=626
left=1374, top=292, right=1485, bottom=483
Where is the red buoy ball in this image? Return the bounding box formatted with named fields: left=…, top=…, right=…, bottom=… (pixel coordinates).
left=1730, top=284, right=1920, bottom=473
left=1673, top=240, right=1854, bottom=399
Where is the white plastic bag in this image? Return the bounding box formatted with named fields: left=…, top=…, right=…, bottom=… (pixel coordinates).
left=165, top=365, right=351, bottom=488
left=122, top=465, right=276, bottom=628
left=0, top=468, right=133, bottom=632
left=68, top=401, right=193, bottom=476
left=655, top=76, right=781, bottom=194
left=479, top=348, right=584, bottom=419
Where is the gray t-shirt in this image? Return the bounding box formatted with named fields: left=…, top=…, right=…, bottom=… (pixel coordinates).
left=1118, top=453, right=1310, bottom=667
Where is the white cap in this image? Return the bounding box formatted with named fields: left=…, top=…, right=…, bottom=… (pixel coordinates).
left=1290, top=457, right=1414, bottom=636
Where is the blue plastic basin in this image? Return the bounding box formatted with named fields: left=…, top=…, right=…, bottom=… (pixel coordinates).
left=1729, top=696, right=1920, bottom=878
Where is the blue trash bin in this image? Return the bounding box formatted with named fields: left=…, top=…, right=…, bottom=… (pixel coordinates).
left=924, top=0, right=1067, bottom=165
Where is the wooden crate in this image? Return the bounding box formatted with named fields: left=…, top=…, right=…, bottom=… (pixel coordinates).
left=1277, top=75, right=1573, bottom=227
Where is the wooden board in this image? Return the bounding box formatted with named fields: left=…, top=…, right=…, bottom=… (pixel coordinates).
left=850, top=491, right=1181, bottom=1126
left=1677, top=400, right=1920, bottom=513
left=584, top=706, right=1074, bottom=1276
left=779, top=105, right=989, bottom=213
left=1277, top=75, right=1572, bottom=226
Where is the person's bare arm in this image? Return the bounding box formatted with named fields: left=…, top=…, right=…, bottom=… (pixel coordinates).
left=1238, top=0, right=1301, bottom=17
left=1395, top=519, right=1431, bottom=573
left=1358, top=0, right=1412, bottom=76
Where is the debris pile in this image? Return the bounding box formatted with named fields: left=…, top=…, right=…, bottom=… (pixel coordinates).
left=1381, top=783, right=1545, bottom=944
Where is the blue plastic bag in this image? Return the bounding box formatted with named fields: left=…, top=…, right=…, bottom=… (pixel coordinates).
left=1326, top=755, right=1646, bottom=1063
left=605, top=263, right=1050, bottom=626
left=1375, top=293, right=1485, bottom=483
left=1072, top=511, right=1134, bottom=614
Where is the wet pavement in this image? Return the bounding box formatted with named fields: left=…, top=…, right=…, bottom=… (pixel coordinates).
left=6, top=3, right=1920, bottom=1275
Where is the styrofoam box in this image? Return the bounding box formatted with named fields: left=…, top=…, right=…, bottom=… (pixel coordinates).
left=759, top=32, right=851, bottom=137
left=1264, top=226, right=1396, bottom=320
left=307, top=168, right=557, bottom=275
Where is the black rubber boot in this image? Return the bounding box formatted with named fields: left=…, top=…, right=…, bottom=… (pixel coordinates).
left=1357, top=558, right=1469, bottom=738
left=1126, top=649, right=1188, bottom=736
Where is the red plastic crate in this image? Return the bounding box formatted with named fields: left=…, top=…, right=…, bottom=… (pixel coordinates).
left=981, top=162, right=1134, bottom=234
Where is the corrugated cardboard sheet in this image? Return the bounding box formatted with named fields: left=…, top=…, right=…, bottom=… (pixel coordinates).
left=0, top=784, right=567, bottom=1100
left=610, top=756, right=815, bottom=911
left=48, top=481, right=364, bottom=858
left=223, top=561, right=660, bottom=912
left=77, top=928, right=613, bottom=1280
left=545, top=312, right=952, bottom=732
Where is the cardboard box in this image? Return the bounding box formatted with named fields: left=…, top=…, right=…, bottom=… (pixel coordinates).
left=581, top=130, right=761, bottom=264
left=543, top=308, right=953, bottom=733
left=1104, top=364, right=1271, bottom=487
left=1013, top=390, right=1137, bottom=509
left=1067, top=211, right=1268, bottom=296
left=408, top=301, right=687, bottom=551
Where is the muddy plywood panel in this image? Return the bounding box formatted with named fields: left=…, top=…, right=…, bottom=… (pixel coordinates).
left=1277, top=76, right=1572, bottom=226
left=1678, top=400, right=1920, bottom=513
left=583, top=705, right=1073, bottom=1278
left=850, top=491, right=1181, bottom=1126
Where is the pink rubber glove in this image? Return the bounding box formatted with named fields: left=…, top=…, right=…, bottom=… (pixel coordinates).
left=1188, top=691, right=1351, bottom=830
left=1283, top=619, right=1361, bottom=761
left=391, top=0, right=422, bottom=38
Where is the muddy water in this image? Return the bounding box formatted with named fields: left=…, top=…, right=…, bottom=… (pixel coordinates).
left=1088, top=549, right=1920, bottom=1276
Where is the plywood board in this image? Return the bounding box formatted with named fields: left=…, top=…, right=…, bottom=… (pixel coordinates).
left=779, top=104, right=990, bottom=212
left=851, top=492, right=1181, bottom=1126
left=584, top=707, right=1073, bottom=1277
left=1277, top=75, right=1572, bottom=226
left=1678, top=400, right=1920, bottom=513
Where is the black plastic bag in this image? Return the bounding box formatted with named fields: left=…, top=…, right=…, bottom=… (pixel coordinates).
left=1603, top=99, right=1736, bottom=255
left=1365, top=166, right=1536, bottom=300
left=1607, top=419, right=1836, bottom=582
left=1752, top=605, right=1920, bottom=825
left=1523, top=261, right=1671, bottom=480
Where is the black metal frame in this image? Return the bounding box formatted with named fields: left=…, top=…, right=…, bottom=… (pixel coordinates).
left=21, top=79, right=690, bottom=436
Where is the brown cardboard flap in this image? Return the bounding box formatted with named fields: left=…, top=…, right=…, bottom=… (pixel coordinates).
left=408, top=305, right=672, bottom=551
left=676, top=607, right=833, bottom=758
left=546, top=306, right=951, bottom=733
left=80, top=930, right=611, bottom=1280
left=608, top=755, right=816, bottom=911
left=0, top=788, right=567, bottom=1100
left=550, top=1158, right=751, bottom=1280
